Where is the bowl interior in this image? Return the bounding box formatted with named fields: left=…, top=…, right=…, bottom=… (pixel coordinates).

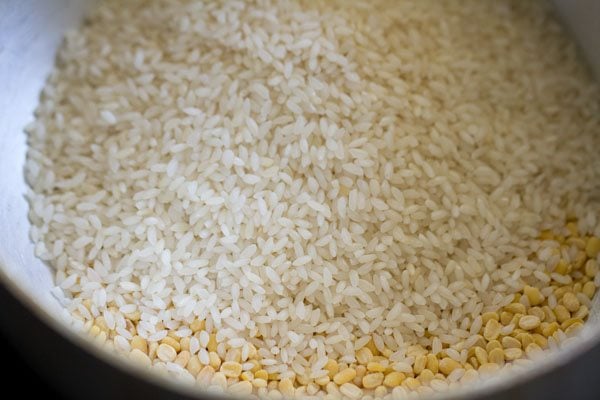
left=0, top=0, right=97, bottom=316
left=1, top=1, right=599, bottom=399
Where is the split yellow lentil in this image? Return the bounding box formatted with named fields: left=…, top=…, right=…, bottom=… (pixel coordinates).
left=81, top=222, right=597, bottom=398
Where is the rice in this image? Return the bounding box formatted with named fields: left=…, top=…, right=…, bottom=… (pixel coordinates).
left=25, top=0, right=600, bottom=397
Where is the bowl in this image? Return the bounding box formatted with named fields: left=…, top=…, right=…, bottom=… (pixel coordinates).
left=1, top=1, right=599, bottom=399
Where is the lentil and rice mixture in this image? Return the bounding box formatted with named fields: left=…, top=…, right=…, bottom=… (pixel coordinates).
left=25, top=0, right=600, bottom=398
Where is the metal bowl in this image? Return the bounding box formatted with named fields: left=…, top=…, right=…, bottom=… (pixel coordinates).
left=1, top=1, right=599, bottom=399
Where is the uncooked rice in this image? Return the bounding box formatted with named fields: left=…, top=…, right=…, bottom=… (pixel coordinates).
left=25, top=0, right=600, bottom=397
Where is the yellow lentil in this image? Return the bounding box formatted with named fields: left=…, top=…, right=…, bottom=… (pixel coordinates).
left=255, top=369, right=268, bottom=381
left=585, top=259, right=598, bottom=278
left=209, top=352, right=222, bottom=370
left=175, top=350, right=191, bottom=368
left=524, top=285, right=543, bottom=306
left=268, top=372, right=280, bottom=381
left=562, top=292, right=580, bottom=312
left=505, top=303, right=526, bottom=314
left=403, top=377, right=420, bottom=390
left=542, top=306, right=557, bottom=322
left=279, top=379, right=295, bottom=397
left=207, top=334, right=218, bottom=352
left=519, top=332, right=535, bottom=346
left=504, top=348, right=523, bottom=361
left=253, top=378, right=268, bottom=388
left=561, top=317, right=584, bottom=330
left=333, top=368, right=357, bottom=385
left=486, top=340, right=502, bottom=353
left=315, top=375, right=330, bottom=386
left=366, top=339, right=380, bottom=356
left=367, top=362, right=387, bottom=373
left=483, top=319, right=501, bottom=341
left=554, top=260, right=570, bottom=275
left=566, top=222, right=579, bottom=237
left=190, top=318, right=205, bottom=332
left=462, top=369, right=479, bottom=384
left=566, top=322, right=584, bottom=335
left=362, top=373, right=384, bottom=389
left=426, top=354, right=439, bottom=374
left=500, top=311, right=513, bottom=325
left=418, top=369, right=435, bottom=384
left=439, top=358, right=461, bottom=375
left=221, top=361, right=242, bottom=378
left=525, top=343, right=543, bottom=357
left=574, top=305, right=589, bottom=319
left=187, top=356, right=202, bottom=376
left=156, top=343, right=177, bottom=363
left=488, top=348, right=505, bottom=365
left=542, top=322, right=560, bottom=337
left=519, top=315, right=541, bottom=330
left=130, top=348, right=151, bottom=366
left=529, top=307, right=545, bottom=321
left=532, top=334, right=548, bottom=348
left=180, top=337, right=192, bottom=354
left=340, top=382, right=363, bottom=399
left=574, top=252, right=587, bottom=270
left=474, top=347, right=487, bottom=365
left=211, top=372, right=227, bottom=389
left=478, top=363, right=500, bottom=374
left=324, top=359, right=339, bottom=379
left=355, top=365, right=367, bottom=382
left=585, top=237, right=600, bottom=258
left=240, top=371, right=252, bottom=381
left=374, top=385, right=388, bottom=398
left=248, top=359, right=261, bottom=373
left=131, top=335, right=148, bottom=354
left=160, top=336, right=181, bottom=352
left=482, top=312, right=499, bottom=324
left=356, top=347, right=373, bottom=365
left=501, top=336, right=521, bottom=349
left=554, top=305, right=571, bottom=323
left=413, top=355, right=427, bottom=375
left=383, top=372, right=405, bottom=387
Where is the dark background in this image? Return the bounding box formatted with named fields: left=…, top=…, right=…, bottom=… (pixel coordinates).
left=2, top=329, right=66, bottom=399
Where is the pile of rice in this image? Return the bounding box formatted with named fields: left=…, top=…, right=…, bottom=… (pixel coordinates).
left=26, top=0, right=600, bottom=396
